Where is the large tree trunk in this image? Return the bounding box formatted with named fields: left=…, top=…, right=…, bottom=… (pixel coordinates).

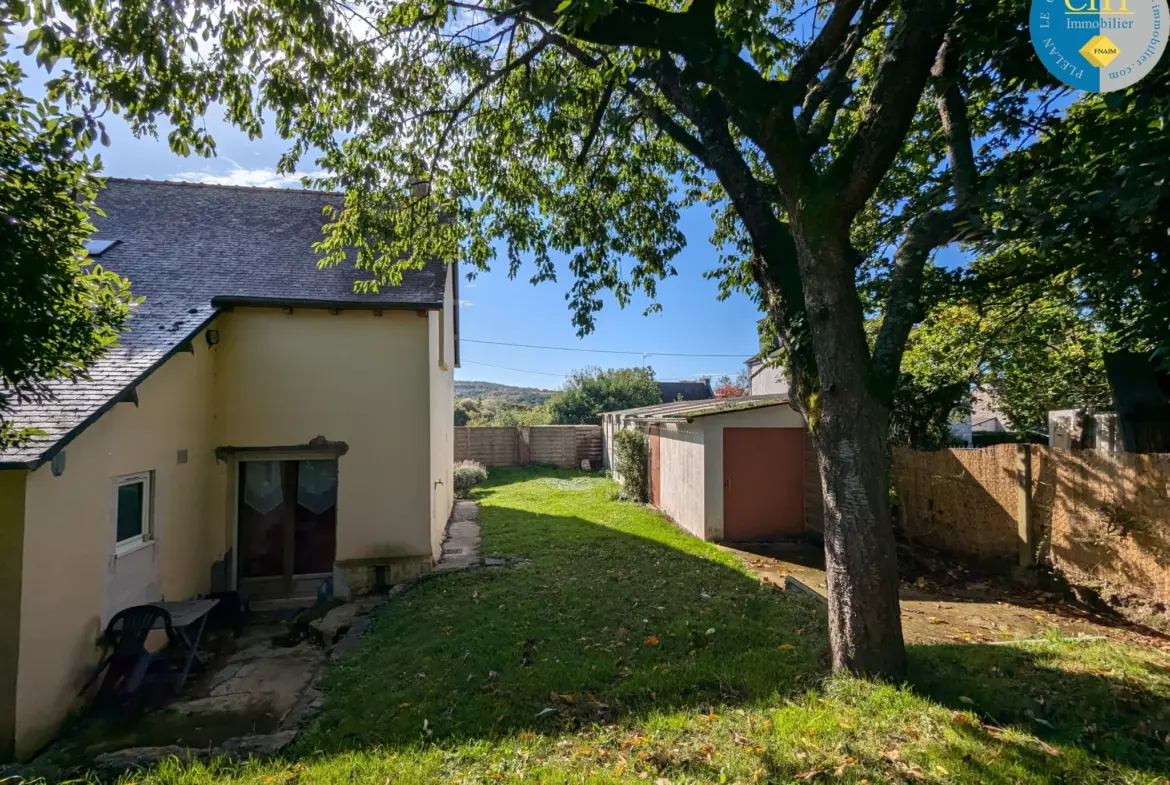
left=788, top=214, right=907, bottom=679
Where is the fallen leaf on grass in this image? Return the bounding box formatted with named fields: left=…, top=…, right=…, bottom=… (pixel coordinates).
left=779, top=643, right=795, bottom=651
left=644, top=635, right=660, bottom=646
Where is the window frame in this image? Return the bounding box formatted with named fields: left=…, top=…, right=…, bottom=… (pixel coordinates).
left=113, top=471, right=153, bottom=555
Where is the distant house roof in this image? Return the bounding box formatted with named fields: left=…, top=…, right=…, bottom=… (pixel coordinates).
left=1104, top=351, right=1170, bottom=453
left=605, top=394, right=791, bottom=422
left=1, top=178, right=450, bottom=468
left=657, top=380, right=713, bottom=403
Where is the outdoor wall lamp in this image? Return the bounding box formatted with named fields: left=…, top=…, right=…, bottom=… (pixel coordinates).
left=205, top=328, right=221, bottom=347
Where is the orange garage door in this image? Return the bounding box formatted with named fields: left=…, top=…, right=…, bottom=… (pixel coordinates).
left=722, top=427, right=805, bottom=541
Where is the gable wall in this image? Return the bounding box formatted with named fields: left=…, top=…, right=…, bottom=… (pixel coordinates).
left=15, top=337, right=217, bottom=759
left=212, top=308, right=433, bottom=562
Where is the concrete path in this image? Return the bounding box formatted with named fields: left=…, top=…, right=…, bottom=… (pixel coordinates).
left=435, top=500, right=481, bottom=571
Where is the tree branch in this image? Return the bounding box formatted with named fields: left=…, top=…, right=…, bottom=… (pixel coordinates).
left=932, top=34, right=977, bottom=206
left=788, top=0, right=865, bottom=93
left=869, top=28, right=981, bottom=401
left=826, top=0, right=955, bottom=221
left=577, top=75, right=617, bottom=167
left=428, top=34, right=552, bottom=177
left=796, top=0, right=892, bottom=135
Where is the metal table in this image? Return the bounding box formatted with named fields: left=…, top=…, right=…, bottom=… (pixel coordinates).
left=149, top=598, right=219, bottom=691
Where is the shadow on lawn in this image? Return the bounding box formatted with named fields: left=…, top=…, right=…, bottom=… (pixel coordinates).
left=306, top=504, right=829, bottom=747
left=301, top=473, right=1169, bottom=777
left=908, top=643, right=1170, bottom=772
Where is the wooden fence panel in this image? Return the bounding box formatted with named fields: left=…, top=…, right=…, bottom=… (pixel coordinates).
left=893, top=445, right=1170, bottom=603
left=454, top=426, right=518, bottom=466
left=892, top=444, right=1026, bottom=560
left=454, top=425, right=602, bottom=469
left=1046, top=451, right=1170, bottom=601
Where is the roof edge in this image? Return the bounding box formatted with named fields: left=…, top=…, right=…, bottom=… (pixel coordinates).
left=0, top=310, right=221, bottom=470
left=104, top=177, right=345, bottom=197
left=211, top=296, right=441, bottom=311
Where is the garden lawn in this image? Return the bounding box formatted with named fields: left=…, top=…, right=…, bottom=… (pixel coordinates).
left=121, top=468, right=1169, bottom=784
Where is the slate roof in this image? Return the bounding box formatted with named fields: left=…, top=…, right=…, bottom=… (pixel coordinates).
left=604, top=394, right=791, bottom=421
left=657, top=380, right=714, bottom=403
left=1, top=178, right=448, bottom=467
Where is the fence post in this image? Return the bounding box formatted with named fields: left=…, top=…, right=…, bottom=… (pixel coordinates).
left=1016, top=444, right=1034, bottom=567
left=517, top=427, right=531, bottom=465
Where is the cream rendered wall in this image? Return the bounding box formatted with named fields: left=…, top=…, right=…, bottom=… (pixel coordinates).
left=212, top=308, right=433, bottom=561
left=1, top=470, right=27, bottom=761
left=655, top=424, right=705, bottom=539
left=428, top=266, right=456, bottom=560
left=15, top=339, right=217, bottom=759
left=701, top=405, right=805, bottom=541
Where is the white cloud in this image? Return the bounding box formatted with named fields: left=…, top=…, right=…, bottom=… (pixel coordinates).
left=458, top=300, right=474, bottom=307
left=171, top=167, right=321, bottom=189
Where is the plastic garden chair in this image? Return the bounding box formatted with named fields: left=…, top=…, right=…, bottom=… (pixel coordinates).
left=93, top=605, right=179, bottom=701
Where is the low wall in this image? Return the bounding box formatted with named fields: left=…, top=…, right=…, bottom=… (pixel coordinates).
left=893, top=445, right=1170, bottom=602
left=455, top=425, right=602, bottom=469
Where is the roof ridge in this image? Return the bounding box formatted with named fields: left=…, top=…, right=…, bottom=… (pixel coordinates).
left=105, top=177, right=344, bottom=197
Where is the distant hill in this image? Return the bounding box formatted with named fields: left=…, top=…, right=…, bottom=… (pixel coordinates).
left=455, top=380, right=556, bottom=405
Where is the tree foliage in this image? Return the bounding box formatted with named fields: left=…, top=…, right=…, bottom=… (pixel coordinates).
left=455, top=397, right=552, bottom=426
left=0, top=49, right=135, bottom=447
left=549, top=366, right=661, bottom=424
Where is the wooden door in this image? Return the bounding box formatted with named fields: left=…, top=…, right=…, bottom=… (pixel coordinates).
left=649, top=426, right=661, bottom=506
left=722, top=428, right=805, bottom=541
left=238, top=459, right=337, bottom=599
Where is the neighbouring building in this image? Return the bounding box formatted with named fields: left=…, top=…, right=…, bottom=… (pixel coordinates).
left=746, top=349, right=790, bottom=397
left=949, top=387, right=1014, bottom=446
left=657, top=379, right=714, bottom=402
left=0, top=179, right=458, bottom=761
left=601, top=395, right=821, bottom=542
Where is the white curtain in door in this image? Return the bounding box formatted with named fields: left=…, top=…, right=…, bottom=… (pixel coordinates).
left=244, top=460, right=284, bottom=514
left=297, top=460, right=338, bottom=513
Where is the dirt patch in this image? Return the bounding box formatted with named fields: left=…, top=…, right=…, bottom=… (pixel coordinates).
left=723, top=541, right=1170, bottom=649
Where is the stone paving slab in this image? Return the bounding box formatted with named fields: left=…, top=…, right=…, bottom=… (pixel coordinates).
left=435, top=500, right=482, bottom=571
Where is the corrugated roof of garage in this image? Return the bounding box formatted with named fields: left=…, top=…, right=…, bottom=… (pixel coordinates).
left=604, top=394, right=791, bottom=421
left=0, top=178, right=449, bottom=468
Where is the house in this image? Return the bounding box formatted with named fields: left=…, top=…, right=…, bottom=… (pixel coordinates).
left=948, top=387, right=1013, bottom=446
left=601, top=395, right=821, bottom=542
left=1103, top=351, right=1170, bottom=453
left=746, top=350, right=790, bottom=397
left=0, top=179, right=458, bottom=761
left=657, top=379, right=714, bottom=402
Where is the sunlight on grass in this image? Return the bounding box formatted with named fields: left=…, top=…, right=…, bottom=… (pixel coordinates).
left=111, top=468, right=1168, bottom=784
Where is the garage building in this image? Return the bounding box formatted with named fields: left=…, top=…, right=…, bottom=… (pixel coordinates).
left=601, top=395, right=823, bottom=542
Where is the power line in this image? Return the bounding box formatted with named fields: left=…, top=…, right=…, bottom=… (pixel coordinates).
left=461, top=360, right=566, bottom=378
left=463, top=338, right=755, bottom=358
left=461, top=359, right=743, bottom=383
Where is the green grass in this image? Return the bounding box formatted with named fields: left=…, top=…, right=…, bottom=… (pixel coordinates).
left=114, top=468, right=1170, bottom=784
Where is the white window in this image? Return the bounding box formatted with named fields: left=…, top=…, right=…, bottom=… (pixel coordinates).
left=114, top=472, right=152, bottom=554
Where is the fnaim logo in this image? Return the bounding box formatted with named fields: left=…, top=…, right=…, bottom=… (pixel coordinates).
left=1031, top=0, right=1166, bottom=91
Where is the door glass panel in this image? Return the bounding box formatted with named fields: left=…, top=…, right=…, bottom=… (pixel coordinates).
left=238, top=461, right=286, bottom=578
left=294, top=460, right=337, bottom=574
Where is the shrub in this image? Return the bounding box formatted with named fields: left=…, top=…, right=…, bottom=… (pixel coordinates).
left=453, top=460, right=488, bottom=496
left=613, top=428, right=650, bottom=502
